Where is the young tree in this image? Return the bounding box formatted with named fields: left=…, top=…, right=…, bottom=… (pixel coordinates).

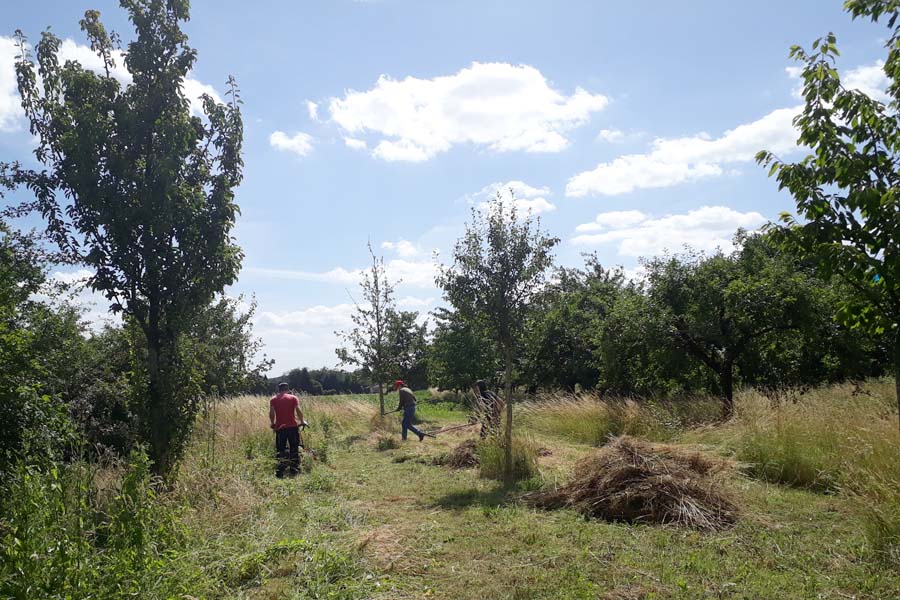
left=757, top=0, right=900, bottom=429
left=336, top=243, right=398, bottom=414
left=437, top=194, right=558, bottom=482
left=13, top=1, right=244, bottom=476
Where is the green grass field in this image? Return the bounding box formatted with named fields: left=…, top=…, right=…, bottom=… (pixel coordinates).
left=165, top=382, right=900, bottom=599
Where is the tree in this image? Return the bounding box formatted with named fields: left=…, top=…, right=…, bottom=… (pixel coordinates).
left=523, top=258, right=624, bottom=392
left=13, top=1, right=244, bottom=476
left=437, top=194, right=558, bottom=482
left=336, top=243, right=398, bottom=414
left=427, top=307, right=499, bottom=391
left=187, top=296, right=272, bottom=398
left=644, top=233, right=816, bottom=417
left=386, top=310, right=429, bottom=390
left=757, top=0, right=900, bottom=429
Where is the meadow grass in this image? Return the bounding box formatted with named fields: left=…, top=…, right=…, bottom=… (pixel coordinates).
left=7, top=385, right=897, bottom=598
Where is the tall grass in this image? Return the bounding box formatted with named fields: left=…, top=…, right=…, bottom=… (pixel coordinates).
left=692, top=380, right=900, bottom=564
left=476, top=435, right=539, bottom=482
left=519, top=393, right=717, bottom=445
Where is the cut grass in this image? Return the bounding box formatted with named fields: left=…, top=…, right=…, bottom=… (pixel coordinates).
left=157, top=387, right=900, bottom=598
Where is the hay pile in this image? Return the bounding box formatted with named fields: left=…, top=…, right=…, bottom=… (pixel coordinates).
left=524, top=436, right=736, bottom=531
left=433, top=439, right=479, bottom=469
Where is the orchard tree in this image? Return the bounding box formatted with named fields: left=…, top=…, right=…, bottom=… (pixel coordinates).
left=645, top=233, right=815, bottom=417
left=387, top=309, right=429, bottom=390
left=757, top=0, right=900, bottom=429
left=427, top=307, right=499, bottom=392
left=336, top=243, right=398, bottom=414
left=437, top=194, right=558, bottom=482
left=13, top=1, right=244, bottom=476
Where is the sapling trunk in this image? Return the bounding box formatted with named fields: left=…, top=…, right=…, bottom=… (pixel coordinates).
left=894, top=330, right=900, bottom=434
left=503, top=348, right=514, bottom=485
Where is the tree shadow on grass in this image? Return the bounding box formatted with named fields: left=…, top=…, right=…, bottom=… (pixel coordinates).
left=430, top=485, right=514, bottom=510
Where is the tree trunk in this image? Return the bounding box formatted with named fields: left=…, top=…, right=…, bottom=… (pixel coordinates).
left=145, top=315, right=170, bottom=477
left=721, top=359, right=734, bottom=420
left=503, top=347, right=514, bottom=486
left=894, top=330, right=900, bottom=433
left=378, top=381, right=385, bottom=416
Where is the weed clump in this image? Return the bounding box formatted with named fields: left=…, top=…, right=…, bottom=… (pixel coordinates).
left=477, top=436, right=539, bottom=482
left=375, top=435, right=400, bottom=451
left=524, top=436, right=737, bottom=531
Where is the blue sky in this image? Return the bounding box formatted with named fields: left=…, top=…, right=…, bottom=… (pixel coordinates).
left=0, top=1, right=892, bottom=373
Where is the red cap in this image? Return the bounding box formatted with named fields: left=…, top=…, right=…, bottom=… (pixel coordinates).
left=394, top=380, right=404, bottom=390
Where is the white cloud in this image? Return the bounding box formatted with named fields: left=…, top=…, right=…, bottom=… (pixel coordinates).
left=597, top=128, right=625, bottom=143
left=327, top=61, right=608, bottom=161
left=306, top=100, right=319, bottom=121
left=844, top=60, right=889, bottom=102
left=397, top=295, right=435, bottom=308
left=571, top=205, right=767, bottom=257
left=269, top=130, right=314, bottom=157
left=474, top=180, right=556, bottom=215
left=382, top=239, right=420, bottom=258
left=566, top=106, right=802, bottom=196
left=0, top=37, right=24, bottom=131
left=344, top=137, right=367, bottom=150
left=575, top=210, right=648, bottom=233
left=182, top=77, right=223, bottom=118
left=246, top=258, right=437, bottom=289
left=255, top=303, right=358, bottom=372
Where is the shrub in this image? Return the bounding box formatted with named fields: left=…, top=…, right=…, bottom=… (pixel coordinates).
left=477, top=436, right=538, bottom=482
left=0, top=451, right=209, bottom=598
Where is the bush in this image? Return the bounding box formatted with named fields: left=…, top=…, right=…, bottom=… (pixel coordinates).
left=477, top=436, right=538, bottom=482
left=0, top=451, right=209, bottom=598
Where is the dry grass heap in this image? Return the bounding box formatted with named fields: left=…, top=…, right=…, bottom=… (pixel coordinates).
left=524, top=436, right=737, bottom=531
left=444, top=439, right=479, bottom=469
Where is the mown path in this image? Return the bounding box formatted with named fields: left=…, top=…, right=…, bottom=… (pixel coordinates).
left=231, top=406, right=899, bottom=600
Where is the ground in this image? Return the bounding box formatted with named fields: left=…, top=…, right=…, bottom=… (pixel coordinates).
left=184, top=394, right=900, bottom=600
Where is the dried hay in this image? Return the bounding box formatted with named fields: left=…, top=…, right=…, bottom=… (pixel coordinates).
left=445, top=439, right=479, bottom=469
left=523, top=436, right=737, bottom=531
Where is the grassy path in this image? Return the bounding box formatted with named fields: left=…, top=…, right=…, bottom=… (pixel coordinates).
left=215, top=402, right=899, bottom=600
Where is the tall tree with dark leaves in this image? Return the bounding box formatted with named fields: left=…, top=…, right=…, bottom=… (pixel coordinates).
left=13, top=0, right=244, bottom=476
left=758, top=0, right=900, bottom=430
left=437, top=194, right=558, bottom=483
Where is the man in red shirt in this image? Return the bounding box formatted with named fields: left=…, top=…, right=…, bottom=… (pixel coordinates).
left=269, top=382, right=305, bottom=478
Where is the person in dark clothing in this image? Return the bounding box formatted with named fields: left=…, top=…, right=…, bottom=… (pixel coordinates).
left=473, top=379, right=503, bottom=438
left=394, top=380, right=425, bottom=441
left=270, top=382, right=306, bottom=477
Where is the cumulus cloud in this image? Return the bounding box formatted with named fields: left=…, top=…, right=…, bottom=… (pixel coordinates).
left=844, top=60, right=890, bottom=102
left=255, top=303, right=358, bottom=371
left=596, top=128, right=625, bottom=143
left=382, top=239, right=420, bottom=258
left=327, top=61, right=608, bottom=161
left=0, top=35, right=221, bottom=132
left=474, top=180, right=556, bottom=215
left=269, top=130, right=314, bottom=157
left=571, top=205, right=768, bottom=257
left=397, top=296, right=435, bottom=308
left=344, top=137, right=367, bottom=150
left=566, top=106, right=802, bottom=197
left=306, top=100, right=319, bottom=121
left=246, top=258, right=437, bottom=289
